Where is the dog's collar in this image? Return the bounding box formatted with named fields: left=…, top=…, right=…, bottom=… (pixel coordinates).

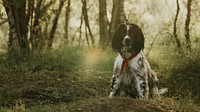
left=119, top=52, right=139, bottom=76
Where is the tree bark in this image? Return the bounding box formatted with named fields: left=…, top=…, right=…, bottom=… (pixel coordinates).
left=99, top=0, right=109, bottom=48
left=48, top=0, right=65, bottom=48
left=30, top=0, right=55, bottom=49
left=185, top=0, right=192, bottom=51
left=3, top=0, right=29, bottom=51
left=27, top=0, right=34, bottom=50
left=79, top=13, right=85, bottom=46
left=64, top=0, right=71, bottom=44
left=109, top=0, right=126, bottom=41
left=173, top=0, right=181, bottom=50
left=30, top=0, right=42, bottom=49
left=4, top=5, right=18, bottom=48
left=27, top=0, right=34, bottom=25
left=82, top=0, right=95, bottom=47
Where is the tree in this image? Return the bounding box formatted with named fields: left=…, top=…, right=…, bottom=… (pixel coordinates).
left=82, top=0, right=95, bottom=47
left=48, top=0, right=65, bottom=48
left=3, top=0, right=29, bottom=51
left=109, top=0, right=126, bottom=41
left=98, top=0, right=109, bottom=48
left=30, top=0, right=55, bottom=49
left=30, top=0, right=43, bottom=49
left=185, top=0, right=192, bottom=51
left=64, top=0, right=71, bottom=44
left=173, top=0, right=181, bottom=50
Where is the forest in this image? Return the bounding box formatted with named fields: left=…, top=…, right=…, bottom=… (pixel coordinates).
left=0, top=0, right=200, bottom=111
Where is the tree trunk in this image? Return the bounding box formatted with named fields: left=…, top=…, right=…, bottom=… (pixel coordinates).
left=99, top=0, right=109, bottom=48
left=185, top=0, right=192, bottom=51
left=82, top=0, right=95, bottom=47
left=18, top=1, right=29, bottom=50
left=30, top=0, right=55, bottom=49
left=3, top=0, right=29, bottom=51
left=30, top=0, right=42, bottom=49
left=48, top=0, right=65, bottom=48
left=27, top=0, right=34, bottom=25
left=173, top=0, right=181, bottom=50
left=4, top=6, right=17, bottom=48
left=64, top=0, right=71, bottom=44
left=78, top=13, right=85, bottom=46
left=109, top=0, right=126, bottom=41
left=27, top=0, right=34, bottom=50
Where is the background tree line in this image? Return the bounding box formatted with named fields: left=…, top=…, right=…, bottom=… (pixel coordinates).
left=0, top=0, right=199, bottom=53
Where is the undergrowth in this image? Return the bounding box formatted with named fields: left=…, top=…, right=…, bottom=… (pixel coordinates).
left=147, top=45, right=200, bottom=105
left=0, top=45, right=199, bottom=111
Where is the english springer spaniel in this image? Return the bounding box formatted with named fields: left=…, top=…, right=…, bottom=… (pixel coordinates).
left=109, top=23, right=162, bottom=99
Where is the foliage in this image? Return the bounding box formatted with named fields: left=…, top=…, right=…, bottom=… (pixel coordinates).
left=0, top=46, right=200, bottom=111
left=147, top=45, right=200, bottom=105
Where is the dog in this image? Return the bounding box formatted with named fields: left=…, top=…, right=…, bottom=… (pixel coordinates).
left=109, top=23, right=164, bottom=99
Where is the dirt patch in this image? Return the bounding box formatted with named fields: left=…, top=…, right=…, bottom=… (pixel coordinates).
left=0, top=67, right=111, bottom=107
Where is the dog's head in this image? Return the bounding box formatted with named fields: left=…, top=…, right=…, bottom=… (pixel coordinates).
left=112, top=23, right=144, bottom=55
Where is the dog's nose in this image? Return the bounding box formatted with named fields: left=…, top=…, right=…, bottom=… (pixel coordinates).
left=124, top=38, right=131, bottom=44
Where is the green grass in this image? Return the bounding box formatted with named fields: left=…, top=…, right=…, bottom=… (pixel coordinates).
left=0, top=45, right=200, bottom=111
left=147, top=45, right=200, bottom=105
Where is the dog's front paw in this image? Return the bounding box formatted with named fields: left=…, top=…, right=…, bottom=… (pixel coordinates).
left=109, top=92, right=114, bottom=98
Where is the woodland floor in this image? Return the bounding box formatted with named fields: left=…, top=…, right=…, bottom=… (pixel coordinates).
left=0, top=47, right=200, bottom=112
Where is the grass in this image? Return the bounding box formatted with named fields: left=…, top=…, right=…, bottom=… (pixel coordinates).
left=147, top=45, right=200, bottom=105
left=0, top=45, right=200, bottom=111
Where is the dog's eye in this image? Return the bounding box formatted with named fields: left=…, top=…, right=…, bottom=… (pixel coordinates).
left=128, top=32, right=135, bottom=38
left=127, top=28, right=135, bottom=36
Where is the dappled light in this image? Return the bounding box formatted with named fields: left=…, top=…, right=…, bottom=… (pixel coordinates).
left=83, top=48, right=100, bottom=67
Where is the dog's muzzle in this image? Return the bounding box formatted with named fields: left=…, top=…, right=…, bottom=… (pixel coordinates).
left=123, top=36, right=131, bottom=46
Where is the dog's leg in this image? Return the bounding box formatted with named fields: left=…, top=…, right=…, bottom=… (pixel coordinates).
left=148, top=70, right=160, bottom=98
left=109, top=74, right=123, bottom=98
left=109, top=62, right=124, bottom=98
left=149, top=70, right=168, bottom=98
left=109, top=55, right=124, bottom=98
left=132, top=55, right=149, bottom=99
left=143, top=77, right=149, bottom=99
left=149, top=81, right=160, bottom=98
left=134, top=74, right=149, bottom=99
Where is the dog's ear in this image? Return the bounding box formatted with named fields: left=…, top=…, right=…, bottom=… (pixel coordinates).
left=129, top=24, right=144, bottom=53
left=112, top=24, right=127, bottom=52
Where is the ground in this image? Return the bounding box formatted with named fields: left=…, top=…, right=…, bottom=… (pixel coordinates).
left=0, top=47, right=199, bottom=112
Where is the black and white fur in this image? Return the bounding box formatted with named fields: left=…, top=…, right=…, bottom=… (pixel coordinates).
left=109, top=23, right=164, bottom=99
